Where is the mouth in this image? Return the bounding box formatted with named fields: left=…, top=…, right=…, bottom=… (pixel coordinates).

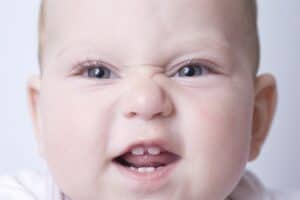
left=112, top=141, right=181, bottom=183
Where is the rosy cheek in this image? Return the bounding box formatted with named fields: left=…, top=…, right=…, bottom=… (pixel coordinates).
left=40, top=81, right=114, bottom=173
left=181, top=83, right=253, bottom=151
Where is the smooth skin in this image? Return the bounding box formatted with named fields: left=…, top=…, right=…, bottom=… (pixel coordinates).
left=27, top=0, right=277, bottom=199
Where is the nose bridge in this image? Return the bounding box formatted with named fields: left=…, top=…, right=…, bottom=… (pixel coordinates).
left=121, top=65, right=173, bottom=120
left=125, top=63, right=164, bottom=78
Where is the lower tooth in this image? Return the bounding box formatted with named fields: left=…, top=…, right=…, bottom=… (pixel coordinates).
left=130, top=166, right=137, bottom=171
left=137, top=167, right=156, bottom=173
left=145, top=167, right=155, bottom=173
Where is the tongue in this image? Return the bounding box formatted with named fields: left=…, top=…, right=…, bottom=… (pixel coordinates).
left=122, top=152, right=179, bottom=168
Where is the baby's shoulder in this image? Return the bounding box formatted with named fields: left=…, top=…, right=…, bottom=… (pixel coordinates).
left=0, top=169, right=48, bottom=200
left=231, top=170, right=300, bottom=200
left=269, top=189, right=300, bottom=200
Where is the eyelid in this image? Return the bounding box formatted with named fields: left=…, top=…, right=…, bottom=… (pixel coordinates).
left=70, top=57, right=223, bottom=77
left=168, top=58, right=220, bottom=76
left=71, top=59, right=120, bottom=77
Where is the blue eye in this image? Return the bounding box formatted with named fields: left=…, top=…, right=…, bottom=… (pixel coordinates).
left=76, top=59, right=212, bottom=79
left=174, top=62, right=210, bottom=77
left=87, top=65, right=111, bottom=79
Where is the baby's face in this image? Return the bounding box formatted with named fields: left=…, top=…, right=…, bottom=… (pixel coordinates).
left=29, top=0, right=267, bottom=199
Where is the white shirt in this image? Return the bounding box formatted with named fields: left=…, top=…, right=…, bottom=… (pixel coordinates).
left=0, top=169, right=298, bottom=200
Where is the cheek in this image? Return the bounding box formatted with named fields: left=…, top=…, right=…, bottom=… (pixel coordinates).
left=184, top=90, right=253, bottom=161
left=39, top=79, right=119, bottom=190
left=174, top=81, right=254, bottom=194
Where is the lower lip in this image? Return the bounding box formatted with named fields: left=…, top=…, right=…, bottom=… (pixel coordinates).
left=113, top=161, right=179, bottom=190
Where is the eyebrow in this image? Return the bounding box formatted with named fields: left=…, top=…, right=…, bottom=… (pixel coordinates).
left=55, top=34, right=235, bottom=71
left=167, top=33, right=231, bottom=53
left=161, top=34, right=235, bottom=69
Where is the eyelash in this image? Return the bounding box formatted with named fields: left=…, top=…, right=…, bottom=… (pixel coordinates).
left=73, top=59, right=217, bottom=79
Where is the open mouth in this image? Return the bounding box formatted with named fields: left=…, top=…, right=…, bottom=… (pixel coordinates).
left=112, top=144, right=181, bottom=179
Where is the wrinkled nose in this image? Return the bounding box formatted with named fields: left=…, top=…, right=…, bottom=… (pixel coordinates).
left=121, top=76, right=173, bottom=121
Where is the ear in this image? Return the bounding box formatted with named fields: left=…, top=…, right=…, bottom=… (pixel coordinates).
left=27, top=75, right=44, bottom=158
left=248, top=73, right=278, bottom=162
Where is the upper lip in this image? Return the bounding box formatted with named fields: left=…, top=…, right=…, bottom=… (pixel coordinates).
left=112, top=138, right=182, bottom=159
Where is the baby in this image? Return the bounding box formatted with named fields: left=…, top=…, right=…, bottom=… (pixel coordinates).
left=1, top=0, right=297, bottom=199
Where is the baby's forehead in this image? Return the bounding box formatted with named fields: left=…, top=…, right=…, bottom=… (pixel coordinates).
left=41, top=0, right=258, bottom=72
left=45, top=0, right=254, bottom=36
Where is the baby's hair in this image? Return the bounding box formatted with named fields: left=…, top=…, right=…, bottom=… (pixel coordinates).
left=37, top=0, right=259, bottom=75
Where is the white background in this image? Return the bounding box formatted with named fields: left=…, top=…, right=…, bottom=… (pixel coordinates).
left=0, top=0, right=299, bottom=191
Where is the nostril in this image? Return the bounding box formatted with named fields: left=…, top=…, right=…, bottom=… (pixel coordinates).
left=153, top=111, right=163, bottom=118
left=125, top=110, right=166, bottom=120
left=125, top=112, right=137, bottom=118
left=125, top=111, right=161, bottom=120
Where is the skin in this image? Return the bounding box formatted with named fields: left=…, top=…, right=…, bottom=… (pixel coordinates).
left=27, top=0, right=277, bottom=199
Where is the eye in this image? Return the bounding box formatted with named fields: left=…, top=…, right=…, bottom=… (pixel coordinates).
left=76, top=60, right=118, bottom=79
left=87, top=66, right=111, bottom=79
left=173, top=61, right=211, bottom=78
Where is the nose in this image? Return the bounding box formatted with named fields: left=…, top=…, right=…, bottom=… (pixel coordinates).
left=121, top=76, right=174, bottom=120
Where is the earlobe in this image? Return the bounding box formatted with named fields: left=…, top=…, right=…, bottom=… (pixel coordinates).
left=248, top=73, right=278, bottom=161
left=27, top=75, right=44, bottom=157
